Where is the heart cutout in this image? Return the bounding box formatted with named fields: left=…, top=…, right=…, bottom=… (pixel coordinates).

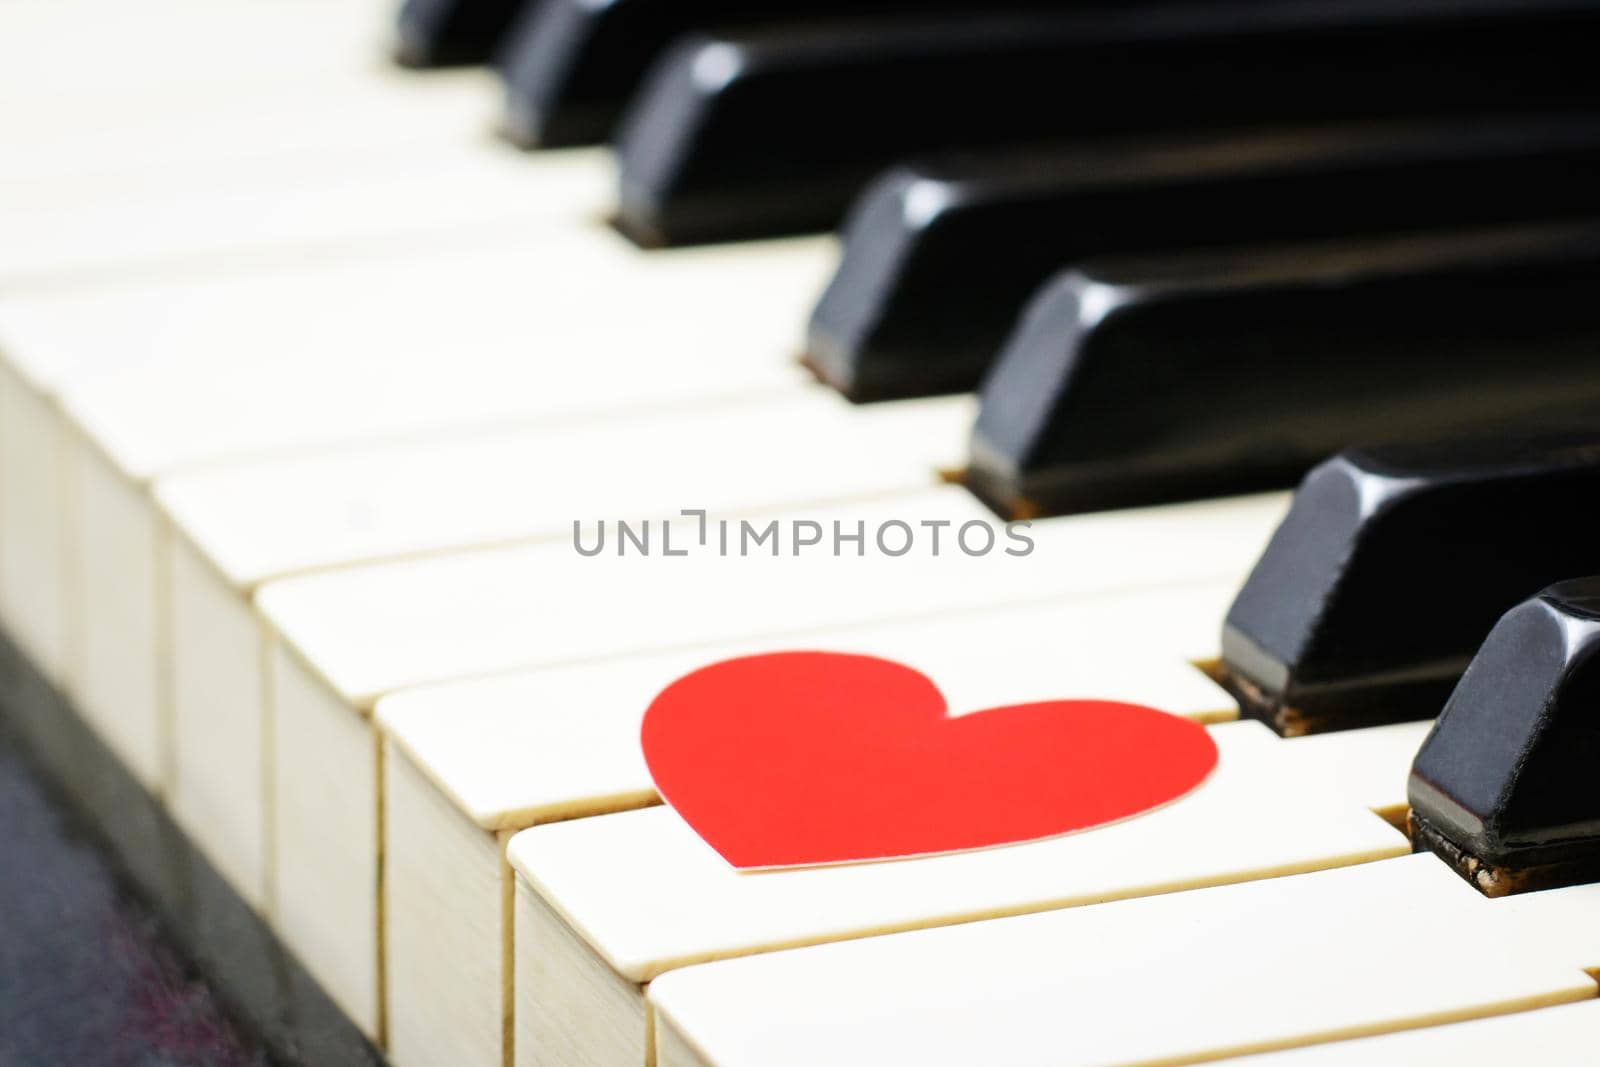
left=641, top=651, right=1218, bottom=870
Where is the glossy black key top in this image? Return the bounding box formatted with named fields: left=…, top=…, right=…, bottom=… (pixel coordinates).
left=498, top=0, right=1083, bottom=148
left=808, top=118, right=1600, bottom=401
left=965, top=222, right=1600, bottom=519
left=395, top=0, right=527, bottom=68
left=1219, top=434, right=1600, bottom=737
left=1410, top=578, right=1600, bottom=896
left=613, top=0, right=1600, bottom=245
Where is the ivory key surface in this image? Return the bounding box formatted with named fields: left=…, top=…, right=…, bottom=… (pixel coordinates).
left=1219, top=998, right=1600, bottom=1065
left=646, top=855, right=1600, bottom=1067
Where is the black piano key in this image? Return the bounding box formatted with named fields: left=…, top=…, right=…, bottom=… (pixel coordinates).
left=498, top=0, right=1092, bottom=149
left=1410, top=578, right=1600, bottom=896
left=1218, top=434, right=1600, bottom=737
left=807, top=118, right=1600, bottom=402
left=612, top=0, right=1600, bottom=245
left=394, top=0, right=528, bottom=68
left=965, top=222, right=1600, bottom=519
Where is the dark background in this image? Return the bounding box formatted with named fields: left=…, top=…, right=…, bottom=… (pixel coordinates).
left=0, top=732, right=270, bottom=1067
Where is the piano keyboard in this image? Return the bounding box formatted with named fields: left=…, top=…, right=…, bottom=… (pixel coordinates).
left=5, top=1, right=1600, bottom=1065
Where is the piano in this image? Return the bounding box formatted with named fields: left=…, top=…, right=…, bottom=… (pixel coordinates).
left=4, top=0, right=1600, bottom=1064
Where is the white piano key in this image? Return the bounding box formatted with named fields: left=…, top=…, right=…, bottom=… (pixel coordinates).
left=0, top=8, right=603, bottom=290
left=168, top=535, right=270, bottom=895
left=0, top=231, right=830, bottom=444
left=1218, top=999, right=1600, bottom=1066
left=71, top=439, right=171, bottom=788
left=2, top=142, right=613, bottom=290
left=158, top=391, right=974, bottom=588
left=32, top=232, right=832, bottom=475
left=383, top=735, right=515, bottom=1067
left=1, top=46, right=613, bottom=291
left=377, top=578, right=1241, bottom=828
left=375, top=580, right=1239, bottom=1067
left=260, top=489, right=1283, bottom=1043
left=4, top=71, right=514, bottom=202
left=156, top=391, right=972, bottom=904
left=507, top=717, right=1426, bottom=1066
left=645, top=855, right=1600, bottom=1067
left=0, top=0, right=392, bottom=115
left=0, top=362, right=72, bottom=684
left=262, top=490, right=1283, bottom=705
left=0, top=235, right=832, bottom=463
left=273, top=635, right=387, bottom=1036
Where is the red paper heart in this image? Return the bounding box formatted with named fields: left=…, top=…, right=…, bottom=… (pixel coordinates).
left=641, top=652, right=1218, bottom=870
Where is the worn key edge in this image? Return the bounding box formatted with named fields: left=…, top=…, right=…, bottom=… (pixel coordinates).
left=1211, top=651, right=1463, bottom=739
left=1407, top=809, right=1600, bottom=900
left=1405, top=581, right=1600, bottom=898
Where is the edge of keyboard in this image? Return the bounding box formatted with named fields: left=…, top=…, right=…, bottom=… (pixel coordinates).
left=0, top=624, right=383, bottom=1067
